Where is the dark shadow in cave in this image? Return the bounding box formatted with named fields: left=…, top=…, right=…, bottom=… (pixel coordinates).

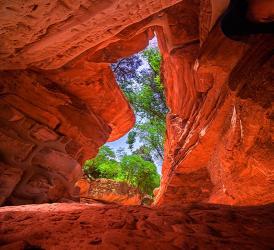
left=221, top=0, right=274, bottom=40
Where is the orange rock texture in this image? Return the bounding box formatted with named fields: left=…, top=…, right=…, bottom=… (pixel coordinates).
left=76, top=178, right=142, bottom=205
left=0, top=0, right=274, bottom=248
left=0, top=0, right=273, bottom=210
left=154, top=0, right=274, bottom=206
left=0, top=0, right=182, bottom=205
left=0, top=67, right=134, bottom=205
left=1, top=202, right=274, bottom=249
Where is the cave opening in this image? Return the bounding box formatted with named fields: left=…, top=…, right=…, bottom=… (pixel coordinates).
left=1, top=0, right=274, bottom=248
left=82, top=36, right=167, bottom=205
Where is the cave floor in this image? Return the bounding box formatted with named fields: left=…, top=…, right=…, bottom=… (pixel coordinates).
left=0, top=203, right=273, bottom=250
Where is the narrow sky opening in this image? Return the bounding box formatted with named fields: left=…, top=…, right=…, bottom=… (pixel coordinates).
left=83, top=34, right=166, bottom=197
left=106, top=36, right=164, bottom=174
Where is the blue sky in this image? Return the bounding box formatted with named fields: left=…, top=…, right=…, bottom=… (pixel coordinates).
left=106, top=133, right=132, bottom=155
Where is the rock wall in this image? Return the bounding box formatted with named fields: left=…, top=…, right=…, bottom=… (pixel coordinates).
left=0, top=0, right=273, bottom=206
left=154, top=0, right=274, bottom=205
left=0, top=0, right=181, bottom=70
left=0, top=67, right=134, bottom=205
left=76, top=178, right=142, bottom=205
left=0, top=0, right=180, bottom=205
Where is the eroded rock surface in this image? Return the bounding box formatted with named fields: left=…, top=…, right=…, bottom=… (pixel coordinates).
left=154, top=0, right=274, bottom=206
left=0, top=67, right=135, bottom=205
left=0, top=0, right=273, bottom=209
left=0, top=0, right=274, bottom=248
left=0, top=203, right=273, bottom=250
left=76, top=178, right=142, bottom=205
left=0, top=0, right=181, bottom=70
left=0, top=0, right=177, bottom=205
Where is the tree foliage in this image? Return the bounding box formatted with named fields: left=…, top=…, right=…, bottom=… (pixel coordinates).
left=84, top=146, right=120, bottom=179
left=120, top=155, right=160, bottom=195
left=112, top=47, right=168, bottom=162
left=84, top=146, right=160, bottom=195
left=84, top=45, right=166, bottom=196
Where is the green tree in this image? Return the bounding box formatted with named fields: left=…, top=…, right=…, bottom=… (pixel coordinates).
left=113, top=47, right=167, bottom=162
left=83, top=146, right=160, bottom=196
left=83, top=46, right=164, bottom=197
left=132, top=145, right=153, bottom=162
left=84, top=146, right=120, bottom=179
left=135, top=119, right=165, bottom=160
left=120, top=155, right=160, bottom=195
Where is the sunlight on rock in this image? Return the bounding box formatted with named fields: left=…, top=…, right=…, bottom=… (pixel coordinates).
left=0, top=0, right=273, bottom=248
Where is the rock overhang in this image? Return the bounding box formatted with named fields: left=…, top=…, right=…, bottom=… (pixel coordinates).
left=0, top=0, right=273, bottom=207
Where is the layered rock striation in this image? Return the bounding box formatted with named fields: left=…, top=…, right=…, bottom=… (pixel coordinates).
left=0, top=0, right=273, bottom=208
left=0, top=0, right=274, bottom=248
left=0, top=67, right=133, bottom=205
left=154, top=0, right=274, bottom=205
left=0, top=0, right=180, bottom=205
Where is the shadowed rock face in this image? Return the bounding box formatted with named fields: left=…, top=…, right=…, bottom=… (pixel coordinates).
left=0, top=0, right=273, bottom=209
left=0, top=66, right=134, bottom=205
left=154, top=0, right=274, bottom=206
left=0, top=202, right=274, bottom=249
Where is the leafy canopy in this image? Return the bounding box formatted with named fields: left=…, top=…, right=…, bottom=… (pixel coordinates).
left=84, top=146, right=120, bottom=179
left=84, top=45, right=166, bottom=196
left=112, top=47, right=168, bottom=162
left=84, top=146, right=160, bottom=195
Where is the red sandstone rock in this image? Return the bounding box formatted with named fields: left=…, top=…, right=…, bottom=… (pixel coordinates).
left=0, top=0, right=273, bottom=208
left=45, top=60, right=135, bottom=142
left=247, top=0, right=274, bottom=22
left=0, top=1, right=273, bottom=249
left=153, top=1, right=274, bottom=206
left=76, top=178, right=142, bottom=205
left=0, top=0, right=182, bottom=70
left=0, top=64, right=137, bottom=205
left=0, top=202, right=273, bottom=249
